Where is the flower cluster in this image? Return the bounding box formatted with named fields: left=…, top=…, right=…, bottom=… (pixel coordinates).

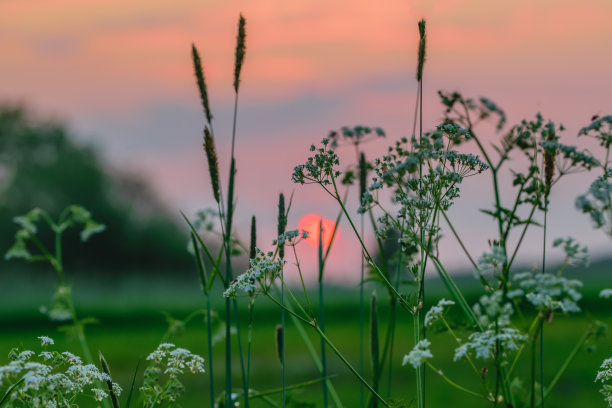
left=576, top=169, right=612, bottom=235
left=327, top=125, right=385, bottom=148
left=403, top=339, right=433, bottom=369
left=273, top=229, right=309, bottom=246
left=476, top=246, right=507, bottom=278
left=291, top=139, right=341, bottom=186
left=141, top=343, right=205, bottom=407
left=473, top=291, right=514, bottom=327
left=454, top=327, right=526, bottom=361
left=223, top=248, right=285, bottom=298
left=0, top=337, right=120, bottom=407
left=424, top=298, right=455, bottom=327
left=552, top=236, right=590, bottom=267
left=145, top=343, right=205, bottom=377
left=596, top=357, right=612, bottom=407
left=508, top=271, right=583, bottom=313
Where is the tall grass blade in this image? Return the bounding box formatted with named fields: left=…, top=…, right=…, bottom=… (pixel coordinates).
left=124, top=360, right=140, bottom=408
left=370, top=291, right=380, bottom=408
left=99, top=351, right=121, bottom=408
left=190, top=232, right=215, bottom=408
left=0, top=378, right=23, bottom=407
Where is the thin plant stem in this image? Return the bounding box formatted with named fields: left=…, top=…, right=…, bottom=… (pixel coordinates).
left=315, top=327, right=389, bottom=407
left=425, top=362, right=486, bottom=400
left=318, top=219, right=329, bottom=408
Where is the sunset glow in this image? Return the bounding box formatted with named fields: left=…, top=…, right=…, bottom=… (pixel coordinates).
left=297, top=213, right=338, bottom=248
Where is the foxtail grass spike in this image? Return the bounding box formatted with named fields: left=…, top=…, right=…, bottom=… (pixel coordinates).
left=359, top=152, right=367, bottom=205
left=191, top=44, right=213, bottom=125
left=417, top=19, right=426, bottom=81
left=277, top=193, right=286, bottom=259
left=203, top=126, right=220, bottom=203
left=250, top=215, right=257, bottom=259
left=275, top=324, right=284, bottom=365
left=234, top=14, right=247, bottom=93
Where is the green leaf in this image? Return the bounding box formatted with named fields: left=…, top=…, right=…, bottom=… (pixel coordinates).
left=80, top=220, right=106, bottom=241
left=4, top=239, right=31, bottom=261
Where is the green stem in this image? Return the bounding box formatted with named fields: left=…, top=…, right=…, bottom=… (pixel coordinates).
left=315, top=326, right=389, bottom=407
left=425, top=362, right=486, bottom=400
left=543, top=327, right=592, bottom=401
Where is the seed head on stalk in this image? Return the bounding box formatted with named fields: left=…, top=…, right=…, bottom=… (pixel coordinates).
left=250, top=215, right=257, bottom=259
left=544, top=145, right=556, bottom=196
left=203, top=126, right=220, bottom=203
left=277, top=193, right=287, bottom=259
left=234, top=14, right=247, bottom=93
left=417, top=19, right=426, bottom=82
left=191, top=44, right=213, bottom=125
left=359, top=152, right=367, bottom=204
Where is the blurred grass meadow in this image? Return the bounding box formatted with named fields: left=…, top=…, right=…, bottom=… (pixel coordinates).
left=3, top=3, right=612, bottom=408
left=2, top=269, right=612, bottom=407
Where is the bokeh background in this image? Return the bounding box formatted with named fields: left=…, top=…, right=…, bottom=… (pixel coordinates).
left=2, top=1, right=612, bottom=407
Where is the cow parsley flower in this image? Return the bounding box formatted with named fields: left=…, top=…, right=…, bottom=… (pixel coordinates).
left=472, top=291, right=513, bottom=327
left=596, top=357, right=612, bottom=407
left=402, top=339, right=433, bottom=369
left=454, top=327, right=526, bottom=361
left=476, top=246, right=506, bottom=278
left=141, top=343, right=206, bottom=406
left=600, top=289, right=612, bottom=299
left=38, top=336, right=54, bottom=346
left=224, top=248, right=285, bottom=298
left=513, top=271, right=583, bottom=313
left=424, top=298, right=455, bottom=327
left=0, top=339, right=118, bottom=406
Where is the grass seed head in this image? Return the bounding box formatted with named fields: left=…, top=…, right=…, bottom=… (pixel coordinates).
left=250, top=215, right=257, bottom=259
left=417, top=19, right=426, bottom=81
left=233, top=14, right=247, bottom=93
left=275, top=324, right=284, bottom=365
left=191, top=44, right=213, bottom=125
left=203, top=126, right=220, bottom=203
left=359, top=152, right=367, bottom=203
left=277, top=193, right=286, bottom=259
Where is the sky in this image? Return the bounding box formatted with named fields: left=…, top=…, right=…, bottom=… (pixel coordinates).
left=2, top=0, right=612, bottom=283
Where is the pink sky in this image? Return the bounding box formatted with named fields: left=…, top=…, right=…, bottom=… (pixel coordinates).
left=2, top=0, right=612, bottom=282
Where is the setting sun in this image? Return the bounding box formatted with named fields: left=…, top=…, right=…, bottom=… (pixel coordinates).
left=297, top=213, right=339, bottom=248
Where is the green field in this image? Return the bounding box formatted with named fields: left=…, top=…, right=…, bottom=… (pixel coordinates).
left=2, top=269, right=611, bottom=407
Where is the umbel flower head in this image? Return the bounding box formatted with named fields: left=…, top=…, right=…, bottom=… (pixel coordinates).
left=0, top=336, right=122, bottom=407
left=403, top=339, right=433, bottom=369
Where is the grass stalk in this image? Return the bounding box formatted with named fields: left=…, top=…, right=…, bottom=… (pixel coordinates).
left=318, top=219, right=329, bottom=408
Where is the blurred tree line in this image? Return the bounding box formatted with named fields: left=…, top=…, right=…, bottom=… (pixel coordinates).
left=0, top=105, right=193, bottom=276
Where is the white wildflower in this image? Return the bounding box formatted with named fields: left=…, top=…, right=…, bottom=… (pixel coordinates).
left=453, top=327, right=526, bottom=361
left=62, top=351, right=83, bottom=365
left=424, top=298, right=455, bottom=327
left=597, top=357, right=612, bottom=383
left=18, top=350, right=35, bottom=361
left=553, top=236, right=589, bottom=267
left=274, top=229, right=309, bottom=246
left=92, top=388, right=108, bottom=401
left=224, top=248, right=285, bottom=298
left=476, top=246, right=506, bottom=277
left=38, top=336, right=54, bottom=346
left=402, top=339, right=433, bottom=369
left=514, top=271, right=583, bottom=313
left=600, top=289, right=612, bottom=299
left=473, top=291, right=513, bottom=327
